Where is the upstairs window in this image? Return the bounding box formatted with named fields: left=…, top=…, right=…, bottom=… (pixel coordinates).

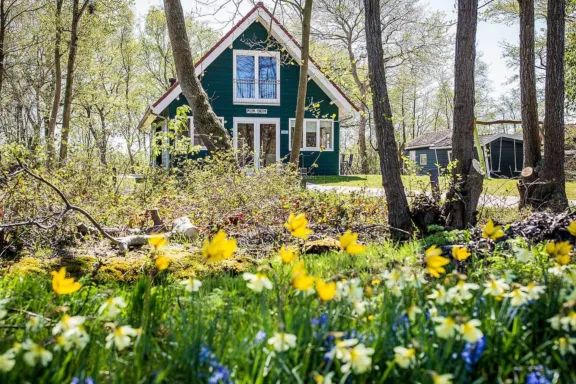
left=234, top=50, right=280, bottom=104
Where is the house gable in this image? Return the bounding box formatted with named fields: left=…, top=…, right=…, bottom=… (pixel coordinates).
left=149, top=2, right=357, bottom=118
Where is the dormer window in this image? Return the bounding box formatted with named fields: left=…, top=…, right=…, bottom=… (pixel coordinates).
left=233, top=50, right=280, bottom=105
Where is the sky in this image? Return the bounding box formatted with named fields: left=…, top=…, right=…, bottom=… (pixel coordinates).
left=133, top=0, right=521, bottom=99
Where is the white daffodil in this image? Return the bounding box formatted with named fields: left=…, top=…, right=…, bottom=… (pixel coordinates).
left=353, top=300, right=368, bottom=316
left=525, top=282, right=545, bottom=300
left=557, top=336, right=576, bottom=356
left=393, top=346, right=416, bottom=369
left=560, top=311, right=576, bottom=331
left=382, top=269, right=404, bottom=290
left=267, top=332, right=297, bottom=352
left=242, top=273, right=273, bottom=293
left=427, top=284, right=449, bottom=305
left=402, top=267, right=427, bottom=288
left=105, top=325, right=140, bottom=351
left=406, top=304, right=422, bottom=322
left=26, top=316, right=42, bottom=331
left=22, top=339, right=53, bottom=367
left=180, top=278, right=202, bottom=293
left=98, top=297, right=127, bottom=319
left=312, top=372, right=335, bottom=384
left=505, top=288, right=530, bottom=307
left=549, top=315, right=562, bottom=330
left=52, top=315, right=86, bottom=335
left=433, top=316, right=458, bottom=339
left=0, top=349, right=15, bottom=372
left=482, top=278, right=510, bottom=297
left=330, top=338, right=358, bottom=362
left=460, top=319, right=483, bottom=343
left=448, top=280, right=480, bottom=304
left=341, top=342, right=374, bottom=374
left=513, top=247, right=533, bottom=263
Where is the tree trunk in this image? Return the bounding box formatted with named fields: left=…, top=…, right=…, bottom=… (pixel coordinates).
left=518, top=0, right=541, bottom=208
left=358, top=114, right=369, bottom=173
left=48, top=0, right=64, bottom=166
left=346, top=37, right=369, bottom=174
left=289, top=0, right=313, bottom=166
left=59, top=0, right=87, bottom=166
left=364, top=0, right=412, bottom=238
left=0, top=14, right=5, bottom=97
left=442, top=0, right=482, bottom=230
left=163, top=0, right=232, bottom=153
left=530, top=0, right=568, bottom=210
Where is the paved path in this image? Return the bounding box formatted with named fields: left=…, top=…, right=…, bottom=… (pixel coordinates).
left=306, top=183, right=575, bottom=208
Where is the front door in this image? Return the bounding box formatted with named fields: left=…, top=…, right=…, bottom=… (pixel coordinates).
left=234, top=118, right=280, bottom=169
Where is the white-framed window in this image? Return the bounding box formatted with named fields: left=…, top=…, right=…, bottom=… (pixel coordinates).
left=289, top=118, right=334, bottom=151
left=188, top=116, right=224, bottom=150
left=233, top=50, right=280, bottom=105
left=409, top=150, right=416, bottom=162
left=419, top=153, right=427, bottom=165
left=447, top=150, right=452, bottom=162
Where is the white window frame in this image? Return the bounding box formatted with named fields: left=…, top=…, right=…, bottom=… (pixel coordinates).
left=447, top=150, right=452, bottom=162
left=419, top=153, right=427, bottom=166
left=233, top=50, right=281, bottom=105
left=288, top=118, right=335, bottom=152
left=409, top=150, right=416, bottom=162
left=188, top=116, right=224, bottom=150
left=232, top=117, right=281, bottom=169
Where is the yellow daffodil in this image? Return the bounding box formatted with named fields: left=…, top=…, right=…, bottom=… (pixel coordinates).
left=291, top=261, right=315, bottom=291
left=545, top=241, right=572, bottom=265
left=148, top=235, right=168, bottom=249
left=425, top=246, right=450, bottom=278
left=452, top=246, right=471, bottom=262
left=284, top=213, right=313, bottom=240
left=202, top=231, right=237, bottom=263
left=431, top=372, right=454, bottom=384
left=482, top=219, right=505, bottom=241
left=338, top=231, right=366, bottom=255
left=316, top=278, right=337, bottom=301
left=155, top=256, right=170, bottom=270
left=568, top=221, right=576, bottom=237
left=51, top=267, right=82, bottom=295
left=279, top=246, right=297, bottom=263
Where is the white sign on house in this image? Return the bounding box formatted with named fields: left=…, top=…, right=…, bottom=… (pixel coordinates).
left=246, top=108, right=268, bottom=114
left=281, top=130, right=289, bottom=134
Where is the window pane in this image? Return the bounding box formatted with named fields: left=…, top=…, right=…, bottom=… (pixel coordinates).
left=236, top=55, right=255, bottom=98
left=319, top=121, right=332, bottom=149
left=290, top=120, right=296, bottom=148
left=258, top=56, right=277, bottom=99
left=305, top=121, right=317, bottom=148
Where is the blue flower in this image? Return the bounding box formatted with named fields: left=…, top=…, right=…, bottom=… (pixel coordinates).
left=461, top=336, right=487, bottom=371
left=254, top=330, right=267, bottom=343
left=526, top=366, right=552, bottom=384
left=311, top=313, right=329, bottom=327
left=208, top=365, right=232, bottom=384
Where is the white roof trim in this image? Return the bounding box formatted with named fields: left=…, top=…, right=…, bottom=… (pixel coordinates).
left=150, top=8, right=356, bottom=117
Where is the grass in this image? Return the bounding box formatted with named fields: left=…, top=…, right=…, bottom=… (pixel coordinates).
left=310, top=175, right=576, bottom=200
left=0, top=236, right=575, bottom=383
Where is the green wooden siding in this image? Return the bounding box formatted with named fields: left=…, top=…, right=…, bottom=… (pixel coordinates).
left=165, top=22, right=341, bottom=175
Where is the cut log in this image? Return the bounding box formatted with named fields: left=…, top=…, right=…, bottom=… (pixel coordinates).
left=521, top=167, right=534, bottom=178
left=171, top=217, right=199, bottom=240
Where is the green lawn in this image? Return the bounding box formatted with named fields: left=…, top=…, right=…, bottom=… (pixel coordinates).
left=310, top=175, right=576, bottom=199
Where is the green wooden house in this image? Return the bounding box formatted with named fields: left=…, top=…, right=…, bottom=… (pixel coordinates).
left=138, top=2, right=358, bottom=175
left=405, top=130, right=524, bottom=178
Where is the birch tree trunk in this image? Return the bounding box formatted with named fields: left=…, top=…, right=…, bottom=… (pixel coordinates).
left=163, top=0, right=232, bottom=153
left=289, top=0, right=313, bottom=166
left=47, top=0, right=63, bottom=166
left=364, top=0, right=412, bottom=238
left=442, top=0, right=483, bottom=229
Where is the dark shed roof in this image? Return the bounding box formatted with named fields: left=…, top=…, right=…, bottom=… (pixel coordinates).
left=406, top=131, right=523, bottom=150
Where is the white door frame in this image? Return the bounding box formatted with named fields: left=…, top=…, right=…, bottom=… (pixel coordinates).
left=233, top=117, right=281, bottom=168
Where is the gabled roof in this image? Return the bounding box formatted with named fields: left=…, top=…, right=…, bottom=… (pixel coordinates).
left=405, top=130, right=451, bottom=150
left=405, top=130, right=523, bottom=150
left=148, top=2, right=358, bottom=121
